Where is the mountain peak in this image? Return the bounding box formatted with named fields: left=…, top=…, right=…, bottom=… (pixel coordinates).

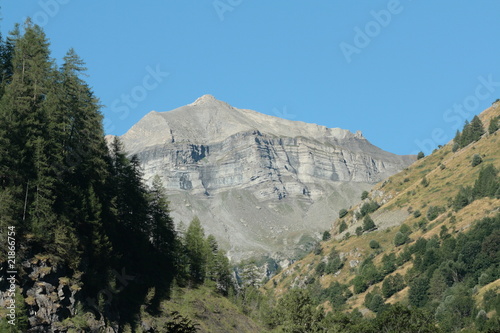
left=189, top=94, right=219, bottom=106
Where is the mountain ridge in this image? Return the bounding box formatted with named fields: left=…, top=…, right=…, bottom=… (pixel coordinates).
left=117, top=95, right=416, bottom=261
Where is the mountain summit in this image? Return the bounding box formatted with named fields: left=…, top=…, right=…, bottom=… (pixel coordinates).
left=120, top=95, right=415, bottom=260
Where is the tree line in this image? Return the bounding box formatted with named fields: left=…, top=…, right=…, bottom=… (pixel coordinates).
left=0, top=20, right=230, bottom=331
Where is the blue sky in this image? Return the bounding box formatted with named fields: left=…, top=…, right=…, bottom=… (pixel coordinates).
left=2, top=1, right=500, bottom=155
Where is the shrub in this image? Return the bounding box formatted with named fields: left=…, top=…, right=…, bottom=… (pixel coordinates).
left=399, top=224, right=412, bottom=236
left=416, top=218, right=428, bottom=231
left=322, top=230, right=331, bottom=241
left=394, top=232, right=408, bottom=246
left=381, top=253, right=396, bottom=275
left=417, top=151, right=425, bottom=160
left=369, top=240, right=380, bottom=249
left=452, top=186, right=474, bottom=211
left=338, top=209, right=348, bottom=218
left=421, top=176, right=429, bottom=188
left=360, top=200, right=380, bottom=217
left=352, top=276, right=368, bottom=294
left=471, top=154, right=482, bottom=167
left=413, top=210, right=421, bottom=218
left=365, top=291, right=385, bottom=313
left=355, top=226, right=363, bottom=236
left=382, top=273, right=405, bottom=298
left=363, top=215, right=376, bottom=231
left=313, top=243, right=322, bottom=255
left=338, top=221, right=347, bottom=233
left=426, top=206, right=443, bottom=221
left=315, top=262, right=326, bottom=276
left=361, top=191, right=369, bottom=200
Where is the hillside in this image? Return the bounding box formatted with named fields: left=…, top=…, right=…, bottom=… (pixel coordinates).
left=262, top=102, right=500, bottom=332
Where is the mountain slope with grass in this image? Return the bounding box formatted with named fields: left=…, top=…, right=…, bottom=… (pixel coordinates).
left=261, top=102, right=500, bottom=332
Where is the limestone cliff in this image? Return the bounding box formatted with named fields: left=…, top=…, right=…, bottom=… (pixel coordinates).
left=118, top=95, right=415, bottom=260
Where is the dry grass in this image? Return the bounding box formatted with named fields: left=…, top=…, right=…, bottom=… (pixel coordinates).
left=265, top=104, right=500, bottom=313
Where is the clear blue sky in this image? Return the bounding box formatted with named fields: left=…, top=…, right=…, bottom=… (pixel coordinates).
left=2, top=1, right=500, bottom=155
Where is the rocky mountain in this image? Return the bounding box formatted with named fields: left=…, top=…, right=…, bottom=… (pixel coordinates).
left=118, top=94, right=415, bottom=261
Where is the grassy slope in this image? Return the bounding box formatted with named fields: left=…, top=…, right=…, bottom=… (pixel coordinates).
left=140, top=285, right=265, bottom=333
left=264, top=102, right=500, bottom=314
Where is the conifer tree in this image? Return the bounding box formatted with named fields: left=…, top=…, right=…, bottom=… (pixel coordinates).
left=148, top=175, right=176, bottom=255
left=469, top=115, right=485, bottom=141
left=185, top=216, right=209, bottom=284
left=473, top=164, right=499, bottom=199
left=489, top=116, right=499, bottom=134
left=0, top=20, right=55, bottom=237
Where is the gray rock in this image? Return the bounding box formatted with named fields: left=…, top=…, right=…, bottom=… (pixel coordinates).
left=116, top=95, right=415, bottom=261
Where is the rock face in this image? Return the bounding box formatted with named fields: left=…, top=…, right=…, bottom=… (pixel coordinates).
left=0, top=256, right=109, bottom=332
left=119, top=95, right=415, bottom=260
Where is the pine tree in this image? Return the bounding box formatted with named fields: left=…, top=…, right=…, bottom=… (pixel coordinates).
left=185, top=217, right=209, bottom=284
left=110, top=138, right=149, bottom=234
left=0, top=20, right=56, bottom=237
left=363, top=215, right=376, bottom=231
left=148, top=175, right=175, bottom=248
left=469, top=115, right=485, bottom=142
left=489, top=116, right=499, bottom=134
left=473, top=164, right=499, bottom=199
left=205, top=234, right=232, bottom=294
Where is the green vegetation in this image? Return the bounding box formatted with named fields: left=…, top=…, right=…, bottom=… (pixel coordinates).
left=453, top=164, right=500, bottom=210
left=359, top=200, right=380, bottom=217
left=0, top=20, right=231, bottom=330
left=472, top=154, right=483, bottom=167
left=363, top=215, right=376, bottom=231
left=1, top=20, right=499, bottom=333
left=361, top=190, right=369, bottom=200
left=338, top=220, right=348, bottom=233
left=489, top=115, right=499, bottom=134
left=339, top=208, right=348, bottom=218
left=454, top=115, right=485, bottom=149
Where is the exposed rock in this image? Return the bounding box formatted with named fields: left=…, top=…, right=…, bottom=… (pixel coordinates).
left=0, top=256, right=107, bottom=333
left=118, top=95, right=415, bottom=261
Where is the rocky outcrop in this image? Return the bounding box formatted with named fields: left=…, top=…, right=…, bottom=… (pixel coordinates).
left=0, top=256, right=109, bottom=332
left=119, top=95, right=415, bottom=261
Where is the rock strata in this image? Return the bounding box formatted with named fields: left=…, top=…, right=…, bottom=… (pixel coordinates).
left=118, top=95, right=415, bottom=260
